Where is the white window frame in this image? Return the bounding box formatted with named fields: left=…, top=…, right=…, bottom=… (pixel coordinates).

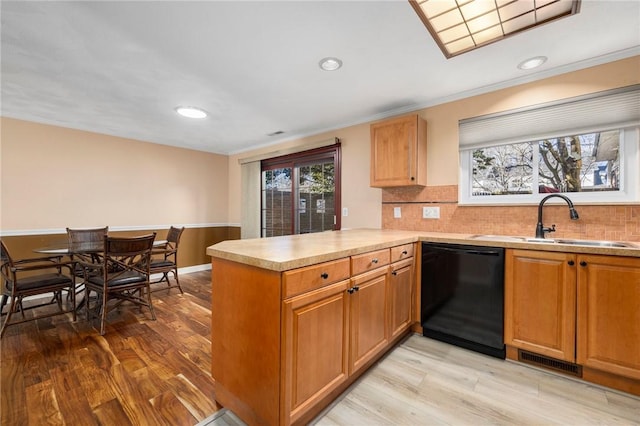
left=459, top=126, right=639, bottom=205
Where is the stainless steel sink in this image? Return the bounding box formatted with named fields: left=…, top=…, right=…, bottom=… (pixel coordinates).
left=468, top=234, right=638, bottom=248
left=468, top=234, right=526, bottom=242
left=554, top=239, right=638, bottom=248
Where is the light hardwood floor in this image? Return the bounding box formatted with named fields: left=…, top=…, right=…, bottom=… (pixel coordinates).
left=311, top=335, right=640, bottom=425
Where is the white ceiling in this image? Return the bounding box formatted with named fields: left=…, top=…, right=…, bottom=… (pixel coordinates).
left=2, top=0, right=639, bottom=155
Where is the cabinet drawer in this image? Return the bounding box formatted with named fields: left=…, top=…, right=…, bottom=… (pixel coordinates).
left=283, top=258, right=351, bottom=299
left=351, top=249, right=390, bottom=276
left=390, top=243, right=414, bottom=263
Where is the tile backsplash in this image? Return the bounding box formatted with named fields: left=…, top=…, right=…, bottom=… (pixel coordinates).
left=382, top=185, right=640, bottom=242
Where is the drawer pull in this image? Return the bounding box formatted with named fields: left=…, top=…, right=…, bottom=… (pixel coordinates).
left=320, top=272, right=329, bottom=279
left=402, top=250, right=408, bottom=255
left=371, top=258, right=378, bottom=264
left=392, top=270, right=398, bottom=276
left=568, top=260, right=575, bottom=266
left=580, top=261, right=587, bottom=267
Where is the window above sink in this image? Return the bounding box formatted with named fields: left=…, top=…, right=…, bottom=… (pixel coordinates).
left=458, top=85, right=640, bottom=206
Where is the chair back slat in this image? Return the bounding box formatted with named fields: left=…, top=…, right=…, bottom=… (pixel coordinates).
left=105, top=234, right=155, bottom=256
left=67, top=227, right=108, bottom=244
left=166, top=226, right=184, bottom=245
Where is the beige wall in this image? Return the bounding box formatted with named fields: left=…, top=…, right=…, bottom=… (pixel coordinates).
left=227, top=123, right=382, bottom=230
left=1, top=118, right=229, bottom=231
left=422, top=55, right=640, bottom=186
left=225, top=56, right=640, bottom=229
left=2, top=56, right=638, bottom=238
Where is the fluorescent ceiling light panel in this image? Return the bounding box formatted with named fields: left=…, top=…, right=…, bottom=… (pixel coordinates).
left=409, top=0, right=581, bottom=58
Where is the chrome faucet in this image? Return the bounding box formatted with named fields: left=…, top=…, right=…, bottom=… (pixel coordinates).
left=535, top=194, right=580, bottom=238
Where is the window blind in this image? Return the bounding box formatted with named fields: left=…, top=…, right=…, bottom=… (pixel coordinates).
left=459, top=85, right=640, bottom=149
left=240, top=161, right=261, bottom=239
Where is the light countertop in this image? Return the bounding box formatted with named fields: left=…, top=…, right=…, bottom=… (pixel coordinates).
left=206, top=229, right=640, bottom=271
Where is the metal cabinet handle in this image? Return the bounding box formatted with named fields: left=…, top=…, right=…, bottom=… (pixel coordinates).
left=568, top=260, right=575, bottom=266
left=580, top=261, right=587, bottom=267
left=402, top=250, right=408, bottom=255
left=347, top=288, right=355, bottom=294
left=391, top=270, right=398, bottom=276
left=320, top=272, right=329, bottom=279
left=371, top=258, right=378, bottom=264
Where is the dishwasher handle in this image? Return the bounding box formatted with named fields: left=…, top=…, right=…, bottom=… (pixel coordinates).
left=425, top=245, right=503, bottom=256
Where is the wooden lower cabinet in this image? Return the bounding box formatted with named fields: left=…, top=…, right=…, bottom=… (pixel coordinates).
left=212, top=244, right=416, bottom=426
left=505, top=249, right=640, bottom=395
left=282, top=280, right=350, bottom=424
left=389, top=258, right=414, bottom=340
left=576, top=254, right=640, bottom=380
left=504, top=249, right=577, bottom=362
left=349, top=266, right=389, bottom=375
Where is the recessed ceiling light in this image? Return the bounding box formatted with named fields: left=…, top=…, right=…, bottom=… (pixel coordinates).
left=319, top=57, right=343, bottom=71
left=517, top=56, right=548, bottom=70
left=175, top=106, right=208, bottom=119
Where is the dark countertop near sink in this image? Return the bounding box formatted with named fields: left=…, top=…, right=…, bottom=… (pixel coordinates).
left=207, top=229, right=640, bottom=271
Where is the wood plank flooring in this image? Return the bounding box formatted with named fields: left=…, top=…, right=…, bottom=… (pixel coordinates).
left=1, top=270, right=221, bottom=426
left=3, top=270, right=639, bottom=426
left=312, top=335, right=640, bottom=425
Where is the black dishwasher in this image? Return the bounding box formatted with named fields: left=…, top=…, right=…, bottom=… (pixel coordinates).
left=421, top=242, right=505, bottom=359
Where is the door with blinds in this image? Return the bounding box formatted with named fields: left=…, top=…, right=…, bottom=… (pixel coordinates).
left=261, top=144, right=341, bottom=237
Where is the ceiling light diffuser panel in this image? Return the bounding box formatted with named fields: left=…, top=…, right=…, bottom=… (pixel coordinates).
left=409, top=0, right=581, bottom=58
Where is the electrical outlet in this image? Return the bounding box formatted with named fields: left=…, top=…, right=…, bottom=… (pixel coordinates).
left=422, top=206, right=440, bottom=219
left=342, top=207, right=348, bottom=217
left=393, top=207, right=402, bottom=218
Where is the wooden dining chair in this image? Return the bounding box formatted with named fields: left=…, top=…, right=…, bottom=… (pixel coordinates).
left=66, top=226, right=109, bottom=304
left=84, top=233, right=156, bottom=335
left=66, top=226, right=108, bottom=267
left=150, top=226, right=185, bottom=294
left=0, top=240, right=76, bottom=338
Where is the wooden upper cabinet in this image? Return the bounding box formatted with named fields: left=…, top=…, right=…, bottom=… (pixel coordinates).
left=576, top=255, right=640, bottom=380
left=370, top=114, right=427, bottom=187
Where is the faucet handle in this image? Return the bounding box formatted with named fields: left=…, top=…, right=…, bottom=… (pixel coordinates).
left=545, top=224, right=557, bottom=235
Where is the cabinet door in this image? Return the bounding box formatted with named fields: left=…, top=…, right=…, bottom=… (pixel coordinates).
left=577, top=255, right=640, bottom=380
left=370, top=114, right=427, bottom=187
left=389, top=258, right=414, bottom=340
left=282, top=280, right=350, bottom=425
left=349, top=267, right=388, bottom=374
left=504, top=249, right=577, bottom=362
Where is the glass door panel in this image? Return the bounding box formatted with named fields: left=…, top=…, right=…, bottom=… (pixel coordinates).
left=296, top=162, right=335, bottom=234
left=262, top=167, right=292, bottom=237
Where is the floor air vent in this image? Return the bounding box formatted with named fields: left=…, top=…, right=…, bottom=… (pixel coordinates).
left=518, top=350, right=583, bottom=377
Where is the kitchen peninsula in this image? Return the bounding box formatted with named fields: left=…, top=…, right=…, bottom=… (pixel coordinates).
left=207, top=229, right=640, bottom=425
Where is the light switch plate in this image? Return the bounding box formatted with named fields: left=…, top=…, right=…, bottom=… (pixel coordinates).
left=423, top=206, right=440, bottom=219
left=342, top=207, right=348, bottom=217
left=394, top=207, right=402, bottom=218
